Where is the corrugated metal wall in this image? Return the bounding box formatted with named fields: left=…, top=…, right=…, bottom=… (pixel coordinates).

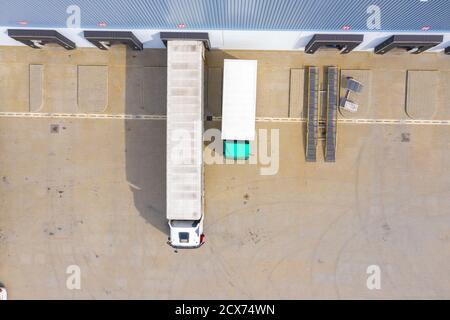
left=1, top=0, right=449, bottom=31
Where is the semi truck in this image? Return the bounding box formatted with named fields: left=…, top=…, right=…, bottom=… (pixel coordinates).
left=221, top=59, right=258, bottom=160
left=166, top=40, right=206, bottom=248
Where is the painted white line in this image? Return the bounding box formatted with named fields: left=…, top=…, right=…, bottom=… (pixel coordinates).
left=248, top=117, right=450, bottom=125
left=0, top=112, right=166, bottom=120
left=336, top=119, right=450, bottom=125
left=0, top=112, right=449, bottom=125
left=252, top=117, right=450, bottom=125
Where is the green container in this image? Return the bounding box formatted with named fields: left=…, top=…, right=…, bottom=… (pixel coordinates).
left=223, top=140, right=250, bottom=160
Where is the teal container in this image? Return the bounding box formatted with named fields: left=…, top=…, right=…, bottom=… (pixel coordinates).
left=223, top=140, right=250, bottom=160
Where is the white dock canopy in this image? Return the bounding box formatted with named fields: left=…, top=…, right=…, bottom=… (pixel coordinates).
left=221, top=59, right=258, bottom=141
left=166, top=40, right=205, bottom=221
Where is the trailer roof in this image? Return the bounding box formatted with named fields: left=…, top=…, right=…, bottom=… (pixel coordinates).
left=221, top=59, right=257, bottom=141
left=166, top=41, right=204, bottom=220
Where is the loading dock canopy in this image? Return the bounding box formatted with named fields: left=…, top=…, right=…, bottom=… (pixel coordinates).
left=160, top=32, right=210, bottom=50
left=84, top=31, right=143, bottom=50
left=305, top=34, right=363, bottom=54
left=221, top=59, right=258, bottom=141
left=7, top=29, right=75, bottom=50
left=375, top=35, right=443, bottom=54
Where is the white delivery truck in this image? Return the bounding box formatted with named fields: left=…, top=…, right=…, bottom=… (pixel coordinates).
left=221, top=59, right=258, bottom=160
left=166, top=40, right=206, bottom=248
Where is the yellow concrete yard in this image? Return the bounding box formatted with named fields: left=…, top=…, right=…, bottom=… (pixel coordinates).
left=0, top=46, right=449, bottom=299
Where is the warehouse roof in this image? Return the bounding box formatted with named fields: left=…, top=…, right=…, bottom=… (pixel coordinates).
left=1, top=0, right=450, bottom=32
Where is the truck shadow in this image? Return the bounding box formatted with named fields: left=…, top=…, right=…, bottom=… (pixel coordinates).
left=124, top=48, right=168, bottom=235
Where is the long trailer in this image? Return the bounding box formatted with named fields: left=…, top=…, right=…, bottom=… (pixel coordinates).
left=166, top=40, right=205, bottom=248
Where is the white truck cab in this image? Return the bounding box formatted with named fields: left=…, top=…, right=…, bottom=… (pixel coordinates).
left=0, top=286, right=7, bottom=300
left=168, top=217, right=205, bottom=248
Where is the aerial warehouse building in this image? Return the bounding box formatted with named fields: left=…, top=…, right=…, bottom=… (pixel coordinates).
left=221, top=59, right=258, bottom=160
left=165, top=38, right=206, bottom=248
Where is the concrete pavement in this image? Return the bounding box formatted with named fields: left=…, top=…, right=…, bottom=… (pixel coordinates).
left=0, top=46, right=449, bottom=299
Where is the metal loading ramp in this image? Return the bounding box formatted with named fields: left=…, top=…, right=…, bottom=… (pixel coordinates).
left=305, top=66, right=319, bottom=162
left=166, top=41, right=205, bottom=221
left=325, top=66, right=339, bottom=162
